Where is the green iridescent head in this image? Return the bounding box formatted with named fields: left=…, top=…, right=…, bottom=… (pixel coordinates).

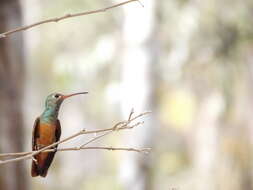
left=41, top=92, right=88, bottom=123
left=45, top=93, right=64, bottom=109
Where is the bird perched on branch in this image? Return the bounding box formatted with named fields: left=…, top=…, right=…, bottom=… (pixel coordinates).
left=31, top=92, right=88, bottom=177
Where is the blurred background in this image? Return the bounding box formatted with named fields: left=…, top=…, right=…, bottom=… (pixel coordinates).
left=0, top=0, right=253, bottom=189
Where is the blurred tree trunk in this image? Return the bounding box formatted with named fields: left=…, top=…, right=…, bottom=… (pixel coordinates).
left=191, top=93, right=223, bottom=190
left=119, top=0, right=157, bottom=190
left=0, top=0, right=27, bottom=190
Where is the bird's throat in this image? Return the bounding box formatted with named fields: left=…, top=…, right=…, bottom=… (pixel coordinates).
left=41, top=106, right=59, bottom=123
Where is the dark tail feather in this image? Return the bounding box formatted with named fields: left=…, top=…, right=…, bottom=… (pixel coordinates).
left=31, top=151, right=56, bottom=177
left=31, top=151, right=57, bottom=177
left=40, top=151, right=57, bottom=177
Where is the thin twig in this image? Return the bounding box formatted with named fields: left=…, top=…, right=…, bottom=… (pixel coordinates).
left=56, top=146, right=151, bottom=154
left=137, top=0, right=144, bottom=7
left=0, top=0, right=140, bottom=39
left=0, top=146, right=151, bottom=157
left=128, top=108, right=134, bottom=121
left=79, top=131, right=113, bottom=148
left=0, top=111, right=151, bottom=164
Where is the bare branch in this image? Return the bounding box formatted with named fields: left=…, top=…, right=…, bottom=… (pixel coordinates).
left=0, top=0, right=140, bottom=39
left=0, top=146, right=151, bottom=158
left=55, top=146, right=151, bottom=154
left=137, top=0, right=144, bottom=7
left=79, top=131, right=113, bottom=148
left=78, top=110, right=150, bottom=148
left=128, top=108, right=134, bottom=121
left=0, top=111, right=151, bottom=165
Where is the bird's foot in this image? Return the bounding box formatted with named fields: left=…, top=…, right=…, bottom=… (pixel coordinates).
left=32, top=157, right=38, bottom=164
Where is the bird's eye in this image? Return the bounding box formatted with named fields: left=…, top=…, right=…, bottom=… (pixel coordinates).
left=54, top=94, right=60, bottom=98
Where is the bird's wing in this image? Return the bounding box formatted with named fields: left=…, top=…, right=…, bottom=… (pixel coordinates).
left=32, top=117, right=40, bottom=151
left=31, top=117, right=40, bottom=177
left=56, top=119, right=62, bottom=143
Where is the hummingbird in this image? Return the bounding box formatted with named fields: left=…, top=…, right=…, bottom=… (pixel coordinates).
left=31, top=92, right=88, bottom=177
